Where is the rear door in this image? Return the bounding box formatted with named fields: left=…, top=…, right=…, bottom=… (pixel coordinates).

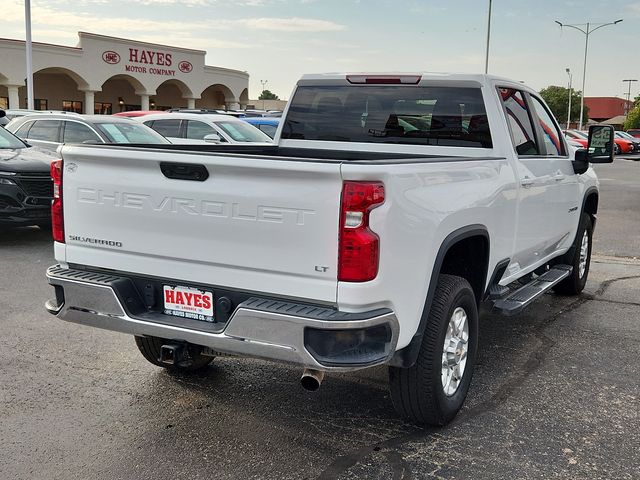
left=498, top=87, right=558, bottom=272
left=60, top=146, right=343, bottom=303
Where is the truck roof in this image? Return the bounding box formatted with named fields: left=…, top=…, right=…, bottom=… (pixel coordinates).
left=298, top=72, right=531, bottom=90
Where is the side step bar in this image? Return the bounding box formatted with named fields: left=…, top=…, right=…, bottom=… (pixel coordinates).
left=492, top=265, right=573, bottom=316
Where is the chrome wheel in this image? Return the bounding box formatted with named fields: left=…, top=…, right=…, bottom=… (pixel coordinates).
left=441, top=307, right=469, bottom=396
left=578, top=230, right=589, bottom=278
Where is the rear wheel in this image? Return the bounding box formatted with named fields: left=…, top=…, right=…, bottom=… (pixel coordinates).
left=389, top=275, right=478, bottom=425
left=553, top=213, right=593, bottom=295
left=134, top=336, right=214, bottom=372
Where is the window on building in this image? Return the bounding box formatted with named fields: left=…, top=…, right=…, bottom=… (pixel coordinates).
left=26, top=120, right=62, bottom=142
left=498, top=88, right=539, bottom=155
left=62, top=100, right=83, bottom=114
left=529, top=95, right=565, bottom=156
left=94, top=103, right=113, bottom=115
left=0, top=97, right=8, bottom=109
left=34, top=99, right=48, bottom=110
left=63, top=121, right=102, bottom=144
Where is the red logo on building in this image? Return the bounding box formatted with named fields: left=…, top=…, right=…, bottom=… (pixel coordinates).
left=102, top=51, right=121, bottom=64
left=178, top=61, right=193, bottom=73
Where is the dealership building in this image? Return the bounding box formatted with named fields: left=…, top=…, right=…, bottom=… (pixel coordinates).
left=0, top=31, right=250, bottom=114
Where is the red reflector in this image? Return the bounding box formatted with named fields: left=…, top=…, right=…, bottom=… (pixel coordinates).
left=50, top=159, right=64, bottom=243
left=346, top=75, right=421, bottom=85
left=338, top=182, right=385, bottom=282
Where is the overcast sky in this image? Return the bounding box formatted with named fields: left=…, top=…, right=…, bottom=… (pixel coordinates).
left=3, top=0, right=640, bottom=100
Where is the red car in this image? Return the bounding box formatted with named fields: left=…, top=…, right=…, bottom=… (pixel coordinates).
left=566, top=129, right=633, bottom=154
left=112, top=110, right=158, bottom=118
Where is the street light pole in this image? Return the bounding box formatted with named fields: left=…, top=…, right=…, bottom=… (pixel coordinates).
left=25, top=0, right=34, bottom=110
left=622, top=79, right=638, bottom=115
left=566, top=68, right=573, bottom=129
left=260, top=79, right=268, bottom=110
left=555, top=19, right=623, bottom=130
left=484, top=0, right=492, bottom=74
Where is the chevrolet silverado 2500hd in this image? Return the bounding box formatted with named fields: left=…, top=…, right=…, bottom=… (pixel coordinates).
left=45, top=73, right=614, bottom=425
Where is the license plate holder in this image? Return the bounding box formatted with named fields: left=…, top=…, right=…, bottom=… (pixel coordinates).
left=163, top=285, right=214, bottom=323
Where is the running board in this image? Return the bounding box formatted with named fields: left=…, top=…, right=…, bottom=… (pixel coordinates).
left=492, top=265, right=573, bottom=316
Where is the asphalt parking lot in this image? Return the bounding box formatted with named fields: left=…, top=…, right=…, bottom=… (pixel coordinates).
left=1, top=158, right=639, bottom=480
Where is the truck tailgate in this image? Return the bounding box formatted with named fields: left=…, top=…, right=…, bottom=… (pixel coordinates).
left=60, top=146, right=342, bottom=303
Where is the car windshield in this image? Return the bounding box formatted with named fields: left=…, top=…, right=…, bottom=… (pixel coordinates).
left=95, top=122, right=170, bottom=144
left=281, top=85, right=493, bottom=147
left=214, top=121, right=272, bottom=142
left=0, top=126, right=27, bottom=148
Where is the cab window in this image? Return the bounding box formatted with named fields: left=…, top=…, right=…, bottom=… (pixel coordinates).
left=498, top=88, right=539, bottom=155
left=530, top=96, right=565, bottom=156
left=147, top=119, right=181, bottom=137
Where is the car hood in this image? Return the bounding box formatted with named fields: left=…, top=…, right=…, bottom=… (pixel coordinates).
left=0, top=146, right=58, bottom=173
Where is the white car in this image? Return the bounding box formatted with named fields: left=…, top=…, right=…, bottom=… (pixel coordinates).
left=134, top=112, right=273, bottom=145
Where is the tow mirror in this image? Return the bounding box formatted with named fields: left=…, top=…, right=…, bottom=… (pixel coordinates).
left=575, top=124, right=614, bottom=164
left=203, top=133, right=221, bottom=143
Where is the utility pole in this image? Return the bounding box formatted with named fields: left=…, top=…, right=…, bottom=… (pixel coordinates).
left=623, top=79, right=638, bottom=115
left=566, top=68, right=573, bottom=129
left=484, top=0, right=492, bottom=74
left=555, top=19, right=623, bottom=130
left=25, top=0, right=34, bottom=110
left=260, top=79, right=268, bottom=110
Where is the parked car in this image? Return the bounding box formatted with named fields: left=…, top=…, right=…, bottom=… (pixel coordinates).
left=626, top=128, right=640, bottom=138
left=242, top=117, right=280, bottom=138
left=563, top=131, right=587, bottom=148
left=6, top=114, right=170, bottom=152
left=566, top=129, right=632, bottom=155
left=0, top=109, right=8, bottom=127
left=45, top=72, right=614, bottom=426
left=615, top=131, right=640, bottom=153
left=2, top=109, right=81, bottom=121
left=112, top=110, right=161, bottom=118
left=0, top=125, right=56, bottom=228
left=136, top=113, right=273, bottom=144
left=166, top=108, right=246, bottom=118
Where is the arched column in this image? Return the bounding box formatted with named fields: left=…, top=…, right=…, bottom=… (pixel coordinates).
left=6, top=85, right=21, bottom=109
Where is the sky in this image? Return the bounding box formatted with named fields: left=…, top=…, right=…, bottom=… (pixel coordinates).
left=3, top=0, right=640, bottom=101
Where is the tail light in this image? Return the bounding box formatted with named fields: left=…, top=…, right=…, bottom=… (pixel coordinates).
left=338, top=181, right=385, bottom=282
left=51, top=159, right=64, bottom=243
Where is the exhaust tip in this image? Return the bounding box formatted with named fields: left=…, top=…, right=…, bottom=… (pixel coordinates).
left=301, top=369, right=325, bottom=391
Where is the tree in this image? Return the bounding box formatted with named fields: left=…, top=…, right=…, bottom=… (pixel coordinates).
left=624, top=105, right=640, bottom=130
left=258, top=89, right=279, bottom=100
left=539, top=85, right=589, bottom=125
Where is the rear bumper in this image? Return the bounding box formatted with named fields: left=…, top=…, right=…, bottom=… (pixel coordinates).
left=46, top=265, right=399, bottom=371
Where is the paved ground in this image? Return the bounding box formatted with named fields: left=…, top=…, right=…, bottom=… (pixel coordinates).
left=1, top=159, right=639, bottom=479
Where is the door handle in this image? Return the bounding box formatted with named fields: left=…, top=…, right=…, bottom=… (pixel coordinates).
left=521, top=177, right=534, bottom=188
left=554, top=173, right=565, bottom=182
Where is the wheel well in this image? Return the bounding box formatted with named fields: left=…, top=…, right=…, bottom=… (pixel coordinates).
left=584, top=192, right=598, bottom=217
left=439, top=235, right=489, bottom=304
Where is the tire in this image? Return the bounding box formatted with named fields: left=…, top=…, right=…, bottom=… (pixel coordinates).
left=134, top=335, right=214, bottom=372
left=389, top=274, right=478, bottom=426
left=553, top=213, right=593, bottom=295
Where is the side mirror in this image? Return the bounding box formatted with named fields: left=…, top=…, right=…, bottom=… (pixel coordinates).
left=203, top=133, right=221, bottom=143
left=0, top=109, right=6, bottom=118
left=575, top=124, right=614, bottom=164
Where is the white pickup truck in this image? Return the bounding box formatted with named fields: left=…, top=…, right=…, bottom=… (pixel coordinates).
left=45, top=73, right=614, bottom=425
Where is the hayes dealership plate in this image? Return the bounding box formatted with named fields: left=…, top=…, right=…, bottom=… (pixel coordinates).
left=163, top=285, right=214, bottom=322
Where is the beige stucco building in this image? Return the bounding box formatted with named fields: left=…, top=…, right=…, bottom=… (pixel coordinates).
left=0, top=32, right=250, bottom=113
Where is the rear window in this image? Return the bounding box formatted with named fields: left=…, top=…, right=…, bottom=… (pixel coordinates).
left=281, top=85, right=492, bottom=148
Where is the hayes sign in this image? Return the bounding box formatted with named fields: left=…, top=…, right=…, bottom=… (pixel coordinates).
left=101, top=48, right=194, bottom=77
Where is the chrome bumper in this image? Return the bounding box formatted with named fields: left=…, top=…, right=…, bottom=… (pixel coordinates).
left=46, top=265, right=399, bottom=371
